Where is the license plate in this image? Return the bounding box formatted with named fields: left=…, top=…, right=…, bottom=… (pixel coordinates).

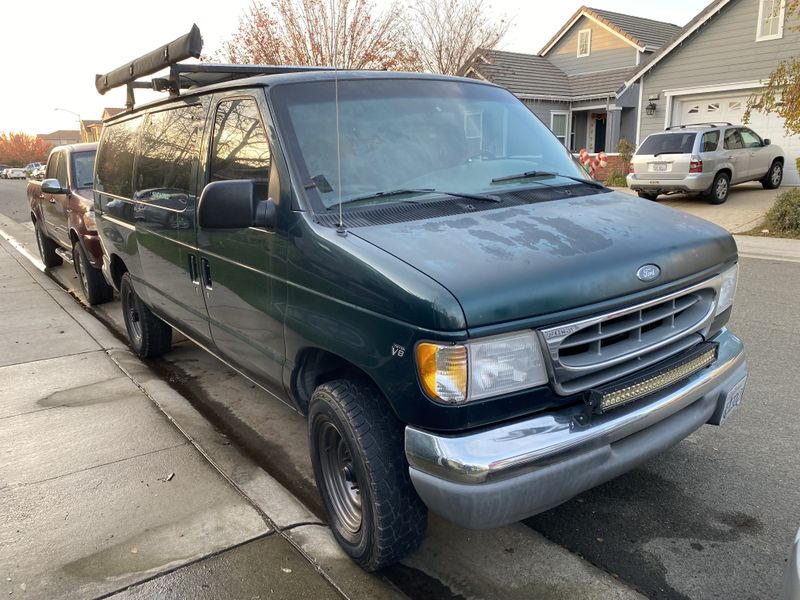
left=719, top=376, right=746, bottom=425
left=650, top=162, right=669, bottom=172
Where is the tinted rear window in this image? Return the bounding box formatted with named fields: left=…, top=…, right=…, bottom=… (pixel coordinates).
left=637, top=132, right=697, bottom=156
left=95, top=116, right=143, bottom=198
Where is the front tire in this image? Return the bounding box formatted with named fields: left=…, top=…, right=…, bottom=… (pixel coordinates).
left=761, top=160, right=783, bottom=190
left=309, top=379, right=427, bottom=571
left=35, top=225, right=63, bottom=268
left=120, top=272, right=172, bottom=358
left=73, top=241, right=113, bottom=305
left=706, top=172, right=730, bottom=204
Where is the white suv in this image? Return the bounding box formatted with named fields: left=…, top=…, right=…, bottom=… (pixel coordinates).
left=627, top=123, right=784, bottom=204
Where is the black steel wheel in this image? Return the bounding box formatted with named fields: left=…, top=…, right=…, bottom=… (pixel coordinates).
left=119, top=272, right=172, bottom=358
left=309, top=379, right=427, bottom=571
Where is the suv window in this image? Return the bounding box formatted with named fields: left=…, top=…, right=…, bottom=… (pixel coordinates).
left=54, top=151, right=68, bottom=188
left=723, top=129, right=744, bottom=150
left=739, top=128, right=763, bottom=148
left=96, top=116, right=144, bottom=198
left=637, top=132, right=697, bottom=156
left=209, top=98, right=270, bottom=183
left=136, top=104, right=203, bottom=202
left=700, top=130, right=720, bottom=152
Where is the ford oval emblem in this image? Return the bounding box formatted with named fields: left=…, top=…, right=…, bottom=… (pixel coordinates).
left=637, top=264, right=661, bottom=282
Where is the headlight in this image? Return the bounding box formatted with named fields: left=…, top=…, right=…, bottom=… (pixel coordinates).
left=83, top=210, right=98, bottom=231
left=715, top=264, right=738, bottom=316
left=416, top=331, right=548, bottom=404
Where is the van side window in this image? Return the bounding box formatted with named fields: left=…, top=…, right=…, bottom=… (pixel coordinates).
left=95, top=116, right=144, bottom=198
left=209, top=98, right=270, bottom=183
left=723, top=129, right=744, bottom=150
left=136, top=104, right=203, bottom=203
left=701, top=130, right=720, bottom=152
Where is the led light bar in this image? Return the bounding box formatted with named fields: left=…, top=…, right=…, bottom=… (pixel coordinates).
left=588, top=343, right=718, bottom=416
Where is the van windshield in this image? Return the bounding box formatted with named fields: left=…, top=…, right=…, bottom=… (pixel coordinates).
left=637, top=132, right=697, bottom=156
left=269, top=78, right=586, bottom=211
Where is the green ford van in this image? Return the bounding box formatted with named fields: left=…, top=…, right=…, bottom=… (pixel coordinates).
left=94, top=53, right=747, bottom=570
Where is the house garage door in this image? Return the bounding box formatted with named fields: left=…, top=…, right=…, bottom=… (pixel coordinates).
left=675, top=93, right=799, bottom=185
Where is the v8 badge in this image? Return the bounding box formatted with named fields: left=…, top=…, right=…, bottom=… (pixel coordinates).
left=391, top=344, right=406, bottom=358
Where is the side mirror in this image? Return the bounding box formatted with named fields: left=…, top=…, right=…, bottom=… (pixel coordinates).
left=41, top=178, right=66, bottom=194
left=198, top=180, right=276, bottom=230
left=763, top=138, right=771, bottom=146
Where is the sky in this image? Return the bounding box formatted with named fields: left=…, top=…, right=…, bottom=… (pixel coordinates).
left=0, top=1, right=702, bottom=135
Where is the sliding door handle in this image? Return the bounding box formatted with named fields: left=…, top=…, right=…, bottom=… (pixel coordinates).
left=200, top=257, right=212, bottom=290
left=188, top=254, right=200, bottom=284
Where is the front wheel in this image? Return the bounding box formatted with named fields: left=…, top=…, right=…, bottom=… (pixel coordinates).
left=309, top=380, right=427, bottom=571
left=120, top=272, right=172, bottom=358
left=706, top=172, right=730, bottom=204
left=73, top=241, right=113, bottom=305
left=761, top=161, right=783, bottom=190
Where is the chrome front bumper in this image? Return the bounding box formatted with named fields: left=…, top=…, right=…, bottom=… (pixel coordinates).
left=405, top=329, right=746, bottom=529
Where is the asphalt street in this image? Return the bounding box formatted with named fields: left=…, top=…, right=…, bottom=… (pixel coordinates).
left=2, top=178, right=798, bottom=599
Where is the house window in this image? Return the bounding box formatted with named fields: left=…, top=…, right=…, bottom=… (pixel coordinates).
left=756, top=0, right=785, bottom=41
left=706, top=103, right=720, bottom=113
left=687, top=105, right=700, bottom=114
left=728, top=101, right=742, bottom=111
left=550, top=112, right=569, bottom=146
left=577, top=29, right=591, bottom=57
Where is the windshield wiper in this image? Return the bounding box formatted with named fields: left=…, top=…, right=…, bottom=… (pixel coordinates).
left=326, top=188, right=501, bottom=210
left=490, top=170, right=606, bottom=190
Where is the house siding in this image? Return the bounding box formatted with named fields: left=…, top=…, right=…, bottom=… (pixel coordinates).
left=521, top=99, right=571, bottom=126
left=638, top=0, right=800, bottom=141
left=620, top=108, right=638, bottom=146
left=548, top=16, right=639, bottom=75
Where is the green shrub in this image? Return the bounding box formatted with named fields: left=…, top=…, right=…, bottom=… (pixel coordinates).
left=764, top=188, right=800, bottom=234
left=604, top=170, right=628, bottom=187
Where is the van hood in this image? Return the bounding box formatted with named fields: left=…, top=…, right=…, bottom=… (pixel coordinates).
left=350, top=191, right=736, bottom=329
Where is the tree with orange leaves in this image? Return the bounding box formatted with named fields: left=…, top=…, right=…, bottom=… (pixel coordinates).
left=0, top=133, right=52, bottom=167
left=217, top=0, right=417, bottom=70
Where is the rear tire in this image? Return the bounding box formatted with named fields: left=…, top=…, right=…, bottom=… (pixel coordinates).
left=309, top=379, right=427, bottom=571
left=761, top=160, right=783, bottom=190
left=73, top=241, right=113, bottom=305
left=120, top=272, right=172, bottom=358
left=637, top=191, right=659, bottom=201
left=706, top=172, right=730, bottom=205
left=34, top=225, right=63, bottom=268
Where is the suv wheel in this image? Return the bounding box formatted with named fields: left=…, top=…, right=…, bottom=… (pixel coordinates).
left=762, top=161, right=783, bottom=190
left=309, top=379, right=427, bottom=571
left=637, top=191, right=659, bottom=201
left=73, top=241, right=113, bottom=305
left=707, top=172, right=730, bottom=205
left=120, top=272, right=172, bottom=357
left=35, top=225, right=63, bottom=268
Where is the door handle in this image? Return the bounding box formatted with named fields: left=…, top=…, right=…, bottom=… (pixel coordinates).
left=200, top=257, right=212, bottom=290
left=188, top=254, right=200, bottom=285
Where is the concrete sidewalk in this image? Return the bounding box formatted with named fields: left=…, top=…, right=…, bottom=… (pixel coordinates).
left=0, top=237, right=341, bottom=599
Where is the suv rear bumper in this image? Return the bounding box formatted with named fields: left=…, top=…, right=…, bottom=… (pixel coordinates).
left=627, top=172, right=715, bottom=194
left=404, top=328, right=745, bottom=529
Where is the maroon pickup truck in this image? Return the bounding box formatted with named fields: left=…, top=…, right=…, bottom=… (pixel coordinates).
left=28, top=143, right=113, bottom=304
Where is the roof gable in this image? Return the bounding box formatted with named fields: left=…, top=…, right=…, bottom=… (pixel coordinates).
left=541, top=6, right=680, bottom=55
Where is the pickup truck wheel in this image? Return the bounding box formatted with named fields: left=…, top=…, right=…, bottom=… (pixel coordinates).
left=119, top=272, right=172, bottom=358
left=35, top=226, right=63, bottom=268
left=73, top=241, right=113, bottom=305
left=761, top=161, right=783, bottom=190
left=309, top=379, right=427, bottom=571
left=706, top=172, right=730, bottom=205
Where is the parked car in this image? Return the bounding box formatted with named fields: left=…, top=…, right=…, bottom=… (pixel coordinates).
left=30, top=165, right=46, bottom=180
left=5, top=168, right=26, bottom=179
left=94, top=36, right=747, bottom=571
left=24, top=161, right=44, bottom=175
left=627, top=123, right=785, bottom=204
left=28, top=143, right=113, bottom=304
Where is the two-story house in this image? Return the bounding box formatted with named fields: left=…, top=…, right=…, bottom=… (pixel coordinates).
left=459, top=6, right=680, bottom=154
left=621, top=0, right=800, bottom=185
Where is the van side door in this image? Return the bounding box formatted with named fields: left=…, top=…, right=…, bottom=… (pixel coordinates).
left=196, top=92, right=287, bottom=391
left=133, top=102, right=212, bottom=341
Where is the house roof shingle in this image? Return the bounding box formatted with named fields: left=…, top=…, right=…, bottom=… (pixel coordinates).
left=588, top=7, right=681, bottom=50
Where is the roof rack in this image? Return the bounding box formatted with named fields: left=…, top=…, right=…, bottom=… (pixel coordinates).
left=95, top=25, right=336, bottom=110
left=665, top=122, right=733, bottom=130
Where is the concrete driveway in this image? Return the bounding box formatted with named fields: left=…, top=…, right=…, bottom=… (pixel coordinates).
left=614, top=182, right=781, bottom=233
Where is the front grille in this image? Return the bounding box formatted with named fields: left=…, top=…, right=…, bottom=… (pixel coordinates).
left=539, top=278, right=721, bottom=395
